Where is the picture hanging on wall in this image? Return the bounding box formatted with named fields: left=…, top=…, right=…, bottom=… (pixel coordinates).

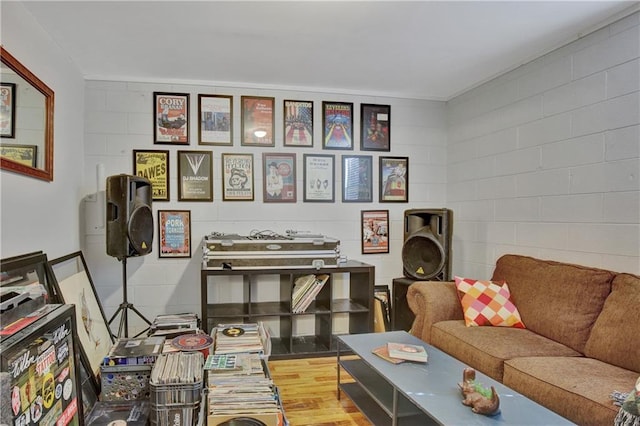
left=263, top=152, right=297, bottom=202
left=177, top=150, right=213, bottom=201
left=361, top=210, right=389, bottom=254
left=133, top=149, right=170, bottom=201
left=379, top=156, right=408, bottom=202
left=222, top=153, right=254, bottom=201
left=0, top=144, right=37, bottom=167
left=241, top=96, right=275, bottom=146
left=361, top=103, right=390, bottom=151
left=198, top=94, right=233, bottom=146
left=0, top=82, right=16, bottom=138
left=158, top=210, right=191, bottom=258
left=342, top=155, right=373, bottom=202
left=303, top=153, right=335, bottom=202
left=322, top=101, right=353, bottom=150
left=154, top=92, right=190, bottom=144
left=283, top=99, right=313, bottom=147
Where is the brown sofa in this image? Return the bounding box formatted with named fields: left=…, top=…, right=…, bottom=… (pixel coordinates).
left=407, top=254, right=639, bottom=426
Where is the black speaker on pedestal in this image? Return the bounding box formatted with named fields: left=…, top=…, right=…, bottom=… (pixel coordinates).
left=105, top=174, right=154, bottom=338
left=402, top=208, right=452, bottom=281
left=106, top=174, right=154, bottom=259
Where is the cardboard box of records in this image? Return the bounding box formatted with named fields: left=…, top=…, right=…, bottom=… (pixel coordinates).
left=202, top=230, right=343, bottom=270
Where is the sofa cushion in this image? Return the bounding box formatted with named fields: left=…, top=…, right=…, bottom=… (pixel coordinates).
left=454, top=276, right=525, bottom=328
left=491, top=254, right=614, bottom=353
left=584, top=273, right=640, bottom=373
left=431, top=320, right=581, bottom=381
left=504, top=356, right=638, bottom=426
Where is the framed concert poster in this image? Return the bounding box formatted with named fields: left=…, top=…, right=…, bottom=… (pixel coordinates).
left=199, top=94, right=233, bottom=145
left=133, top=149, right=170, bottom=201
left=158, top=210, right=191, bottom=258
left=241, top=96, right=275, bottom=146
left=361, top=103, right=390, bottom=151
left=0, top=82, right=16, bottom=138
left=154, top=92, right=189, bottom=144
left=380, top=156, right=408, bottom=202
left=177, top=150, right=213, bottom=201
left=342, top=155, right=373, bottom=202
left=283, top=99, right=313, bottom=147
left=303, top=153, right=335, bottom=202
left=322, top=101, right=353, bottom=150
left=222, top=153, right=254, bottom=201
left=263, top=152, right=296, bottom=203
left=0, top=144, right=37, bottom=167
left=361, top=210, right=389, bottom=254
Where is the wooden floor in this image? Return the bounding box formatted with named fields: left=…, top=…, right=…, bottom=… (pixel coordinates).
left=268, top=356, right=372, bottom=426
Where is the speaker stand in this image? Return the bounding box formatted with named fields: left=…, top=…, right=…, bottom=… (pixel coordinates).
left=108, top=257, right=152, bottom=338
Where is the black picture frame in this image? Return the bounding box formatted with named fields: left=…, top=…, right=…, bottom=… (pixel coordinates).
left=0, top=82, right=16, bottom=138
left=198, top=94, right=233, bottom=146
left=361, top=103, right=390, bottom=151
left=379, top=156, right=408, bottom=202
left=303, top=153, right=335, bottom=202
left=241, top=96, right=275, bottom=146
left=361, top=210, right=389, bottom=254
left=263, top=152, right=297, bottom=202
left=283, top=99, right=313, bottom=147
left=177, top=150, right=213, bottom=201
left=342, top=155, right=373, bottom=202
left=322, top=101, right=353, bottom=150
left=158, top=210, right=192, bottom=258
left=222, top=153, right=255, bottom=201
left=153, top=91, right=190, bottom=145
left=133, top=149, right=170, bottom=201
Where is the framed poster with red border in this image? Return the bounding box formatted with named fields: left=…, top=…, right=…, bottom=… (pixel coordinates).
left=154, top=92, right=189, bottom=144
left=241, top=96, right=275, bottom=146
left=158, top=210, right=191, bottom=258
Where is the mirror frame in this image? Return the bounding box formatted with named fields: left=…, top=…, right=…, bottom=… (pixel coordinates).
left=1, top=46, right=54, bottom=181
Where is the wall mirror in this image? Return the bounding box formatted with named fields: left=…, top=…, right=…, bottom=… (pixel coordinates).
left=1, top=46, right=54, bottom=181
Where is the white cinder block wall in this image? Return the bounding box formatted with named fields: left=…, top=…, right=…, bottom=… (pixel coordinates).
left=81, top=84, right=447, bottom=333
left=447, top=11, right=640, bottom=279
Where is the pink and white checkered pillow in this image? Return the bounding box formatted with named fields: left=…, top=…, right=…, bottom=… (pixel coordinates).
left=454, top=276, right=526, bottom=328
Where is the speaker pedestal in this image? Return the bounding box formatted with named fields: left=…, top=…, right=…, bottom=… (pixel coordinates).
left=108, top=257, right=152, bottom=338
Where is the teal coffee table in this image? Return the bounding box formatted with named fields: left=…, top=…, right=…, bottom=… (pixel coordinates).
left=337, top=331, right=575, bottom=426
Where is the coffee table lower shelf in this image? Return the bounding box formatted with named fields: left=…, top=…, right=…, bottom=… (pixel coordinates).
left=339, top=359, right=436, bottom=426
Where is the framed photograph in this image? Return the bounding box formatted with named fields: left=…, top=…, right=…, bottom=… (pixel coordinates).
left=283, top=99, right=313, bottom=147
left=361, top=103, right=390, bottom=151
left=154, top=92, right=189, bottom=144
left=322, top=101, right=353, bottom=150
left=0, top=143, right=37, bottom=167
left=241, top=96, right=275, bottom=146
left=374, top=284, right=392, bottom=332
left=303, top=153, right=335, bottom=202
left=362, top=210, right=389, bottom=254
left=263, top=152, right=296, bottom=202
left=177, top=150, right=213, bottom=201
left=199, top=94, right=233, bottom=145
left=380, top=156, right=408, bottom=202
left=222, top=153, right=254, bottom=201
left=133, top=149, right=170, bottom=201
left=0, top=82, right=16, bottom=138
left=48, top=251, right=114, bottom=382
left=158, top=210, right=191, bottom=258
left=342, top=155, right=373, bottom=202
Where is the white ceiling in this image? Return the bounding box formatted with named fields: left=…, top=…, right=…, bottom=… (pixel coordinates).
left=19, top=1, right=638, bottom=100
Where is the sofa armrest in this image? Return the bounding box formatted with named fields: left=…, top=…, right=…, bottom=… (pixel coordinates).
left=406, top=281, right=463, bottom=343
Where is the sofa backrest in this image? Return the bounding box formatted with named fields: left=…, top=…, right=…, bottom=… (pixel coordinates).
left=491, top=255, right=614, bottom=354
left=584, top=273, right=640, bottom=373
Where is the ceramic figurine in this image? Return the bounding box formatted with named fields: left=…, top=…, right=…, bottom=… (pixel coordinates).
left=458, top=367, right=500, bottom=415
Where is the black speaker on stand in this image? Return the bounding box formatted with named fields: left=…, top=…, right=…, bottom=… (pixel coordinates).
left=106, top=174, right=154, bottom=338
left=402, top=208, right=452, bottom=281
left=392, top=208, right=453, bottom=331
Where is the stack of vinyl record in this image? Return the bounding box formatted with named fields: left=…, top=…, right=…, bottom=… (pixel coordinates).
left=213, top=323, right=265, bottom=355
left=291, top=274, right=329, bottom=313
